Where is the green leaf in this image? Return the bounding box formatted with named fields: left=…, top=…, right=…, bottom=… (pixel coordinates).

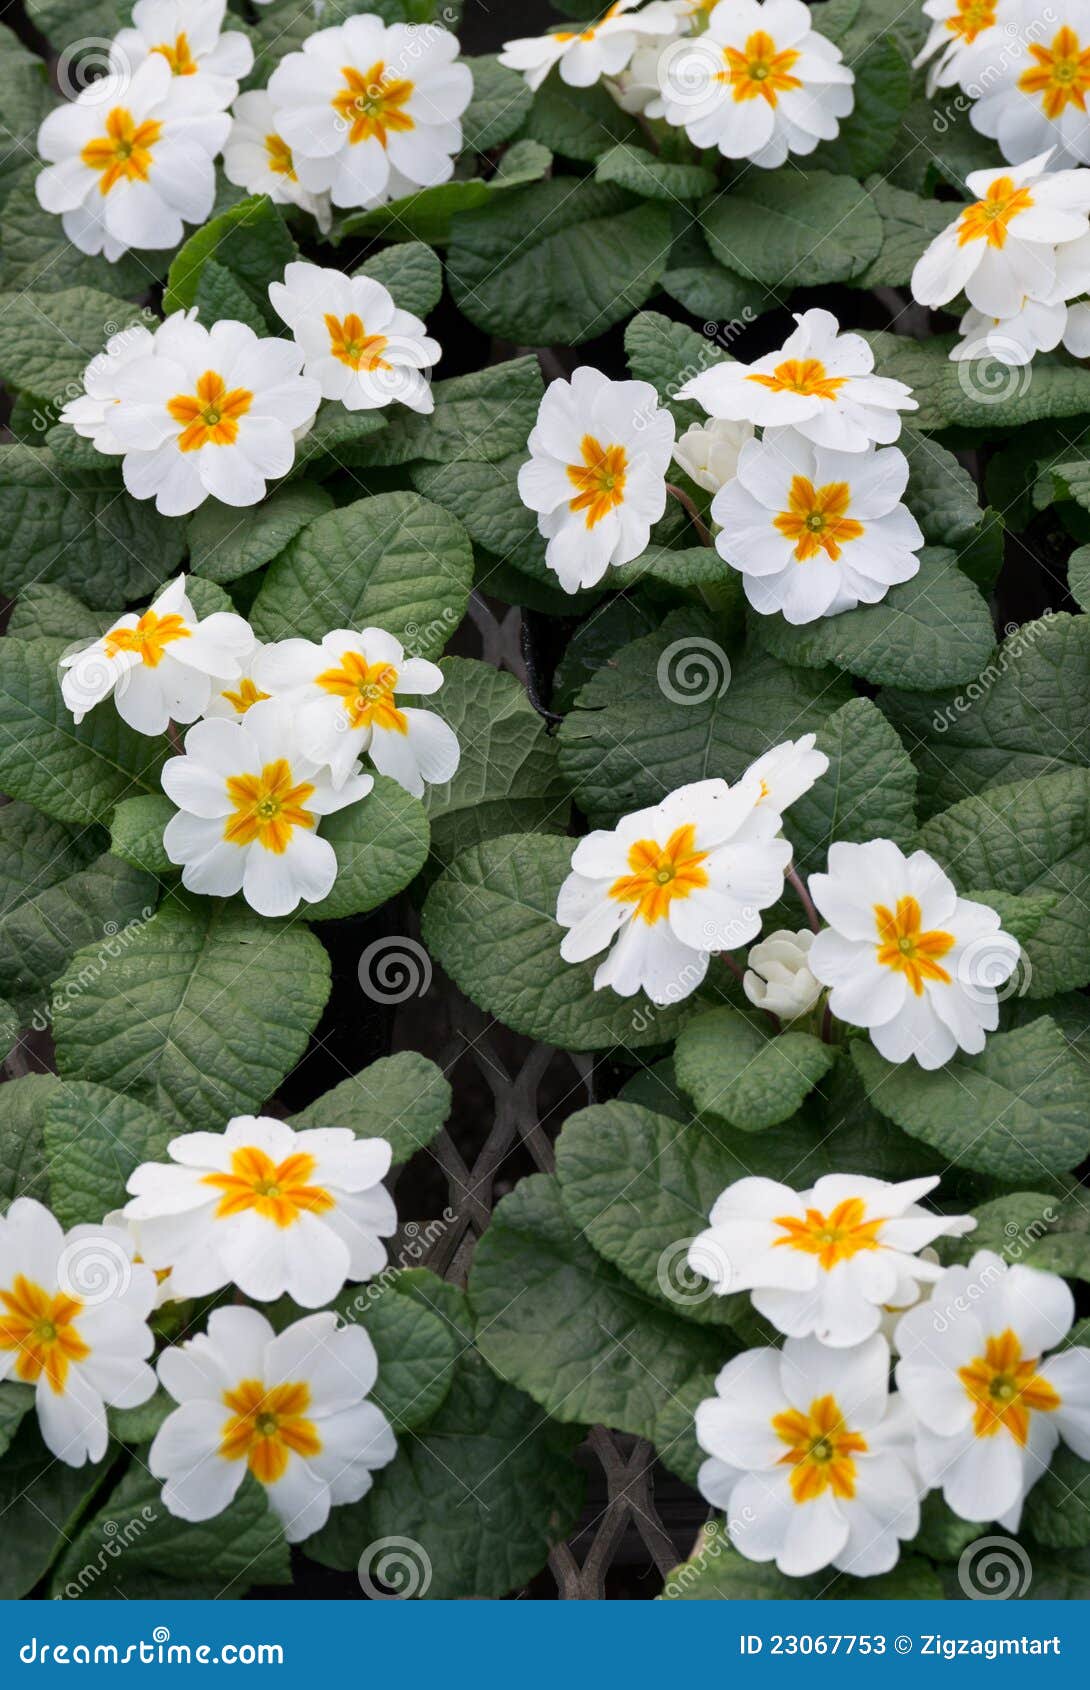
left=555, top=1101, right=751, bottom=1331
left=350, top=354, right=543, bottom=468
left=0, top=637, right=168, bottom=826
left=965, top=888, right=1058, bottom=947
left=43, top=1080, right=172, bottom=1228
left=0, top=1419, right=105, bottom=1598
left=0, top=40, right=51, bottom=210
left=0, top=1072, right=56, bottom=1210
left=789, top=696, right=918, bottom=876
left=941, top=1189, right=1090, bottom=1280
left=660, top=252, right=767, bottom=325
left=1069, top=545, right=1090, bottom=609
left=308, top=1277, right=584, bottom=1597
left=901, top=426, right=985, bottom=547
left=337, top=140, right=551, bottom=244
left=676, top=1008, right=836, bottom=1131
left=525, top=76, right=640, bottom=162
left=882, top=613, right=1089, bottom=818
left=852, top=1016, right=1090, bottom=1180
left=809, top=39, right=910, bottom=177
left=419, top=658, right=569, bottom=864
left=919, top=768, right=1090, bottom=997
left=0, top=174, right=165, bottom=299
left=0, top=445, right=185, bottom=604
left=448, top=179, right=672, bottom=345
left=164, top=193, right=295, bottom=316
left=50, top=1467, right=290, bottom=1599
left=0, top=1382, right=33, bottom=1460
left=756, top=547, right=996, bottom=690
left=302, top=774, right=430, bottom=921
left=109, top=793, right=179, bottom=876
left=861, top=178, right=956, bottom=287
left=353, top=240, right=443, bottom=319
left=0, top=286, right=147, bottom=397
left=52, top=895, right=331, bottom=1136
left=469, top=1174, right=725, bottom=1485
left=4, top=583, right=105, bottom=643
left=422, top=832, right=691, bottom=1050
left=0, top=838, right=156, bottom=1021
left=1024, top=1445, right=1090, bottom=1548
left=291, top=1050, right=451, bottom=1167
left=624, top=309, right=730, bottom=431
left=865, top=329, right=1090, bottom=430
left=250, top=490, right=473, bottom=659
left=596, top=142, right=717, bottom=202
left=25, top=0, right=126, bottom=45
left=461, top=54, right=534, bottom=151
left=702, top=171, right=882, bottom=287
left=331, top=1272, right=457, bottom=1432
left=192, top=258, right=269, bottom=333
left=557, top=611, right=850, bottom=828
left=290, top=398, right=389, bottom=469
left=411, top=452, right=538, bottom=559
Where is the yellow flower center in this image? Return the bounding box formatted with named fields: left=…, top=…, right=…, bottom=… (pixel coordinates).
left=315, top=651, right=407, bottom=733
left=873, top=895, right=955, bottom=995
left=772, top=475, right=863, bottom=563
left=325, top=312, right=391, bottom=372
left=81, top=107, right=163, bottom=195
left=746, top=357, right=848, bottom=400
left=773, top=1394, right=868, bottom=1503
left=220, top=677, right=270, bottom=716
left=959, top=1329, right=1061, bottom=1445
left=772, top=1198, right=885, bottom=1269
left=151, top=31, right=197, bottom=75
left=223, top=758, right=316, bottom=854
left=946, top=0, right=997, bottom=43
left=103, top=607, right=191, bottom=667
left=167, top=370, right=254, bottom=452
left=0, top=1275, right=89, bottom=1393
left=1019, top=25, right=1090, bottom=116
left=566, top=435, right=628, bottom=529
left=265, top=132, right=297, bottom=180
left=957, top=177, right=1036, bottom=248
left=721, top=30, right=802, bottom=106
left=203, top=1144, right=335, bottom=1228
left=219, top=1378, right=322, bottom=1485
left=608, top=823, right=710, bottom=925
left=332, top=60, right=415, bottom=146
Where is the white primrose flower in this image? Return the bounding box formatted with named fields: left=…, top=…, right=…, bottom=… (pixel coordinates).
left=0, top=1199, right=157, bottom=1467
left=104, top=314, right=321, bottom=516
left=518, top=367, right=675, bottom=593
left=557, top=775, right=791, bottom=1005
left=896, top=1251, right=1090, bottom=1529
left=808, top=840, right=1021, bottom=1069
left=605, top=35, right=678, bottom=113
left=711, top=432, right=924, bottom=624
left=223, top=90, right=332, bottom=232
left=655, top=0, right=854, bottom=169
left=59, top=573, right=253, bottom=734
left=268, top=261, right=441, bottom=415
left=678, top=309, right=916, bottom=453
left=500, top=1, right=681, bottom=92
left=36, top=56, right=230, bottom=261
left=961, top=1, right=1090, bottom=167
left=124, top=1114, right=396, bottom=1308
left=267, top=15, right=473, bottom=211
left=950, top=296, right=1070, bottom=364
left=913, top=0, right=1017, bottom=95
left=878, top=1250, right=939, bottom=1352
left=58, top=321, right=156, bottom=453
left=689, top=1173, right=973, bottom=1347
left=110, top=0, right=253, bottom=108
left=252, top=626, right=458, bottom=796
left=672, top=417, right=754, bottom=493
left=742, top=733, right=829, bottom=814
left=1065, top=295, right=1090, bottom=348
left=911, top=152, right=1090, bottom=318
left=204, top=643, right=272, bottom=722
left=695, top=1335, right=923, bottom=1579
left=161, top=702, right=374, bottom=918
left=103, top=1210, right=179, bottom=1309
left=150, top=1306, right=397, bottom=1542
left=744, top=928, right=822, bottom=1021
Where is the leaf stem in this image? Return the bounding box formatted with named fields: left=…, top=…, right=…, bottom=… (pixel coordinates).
left=787, top=863, right=822, bottom=935
left=666, top=482, right=713, bottom=548
left=166, top=721, right=184, bottom=756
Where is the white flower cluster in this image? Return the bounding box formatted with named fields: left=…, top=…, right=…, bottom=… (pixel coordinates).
left=500, top=0, right=855, bottom=170
left=60, top=575, right=459, bottom=917
left=60, top=260, right=441, bottom=512
left=691, top=1174, right=1090, bottom=1578
left=36, top=0, right=473, bottom=256
left=517, top=311, right=924, bottom=623
left=0, top=1113, right=400, bottom=1542
left=911, top=151, right=1090, bottom=365
left=558, top=747, right=1021, bottom=1070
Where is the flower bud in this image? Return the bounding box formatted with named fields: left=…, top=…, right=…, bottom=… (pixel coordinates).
left=671, top=417, right=753, bottom=494
left=743, top=928, right=822, bottom=1020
